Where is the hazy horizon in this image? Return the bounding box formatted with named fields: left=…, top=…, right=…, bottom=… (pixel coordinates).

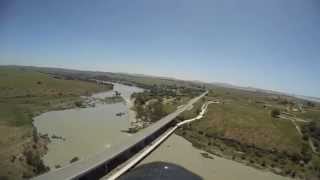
left=3, top=63, right=320, bottom=99
left=1, top=0, right=319, bottom=97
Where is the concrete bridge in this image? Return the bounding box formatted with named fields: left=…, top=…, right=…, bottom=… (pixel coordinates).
left=106, top=101, right=213, bottom=180
left=33, top=91, right=208, bottom=180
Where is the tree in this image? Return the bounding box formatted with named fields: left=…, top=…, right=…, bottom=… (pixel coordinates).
left=306, top=101, right=315, bottom=107
left=115, top=91, right=121, bottom=96
left=271, top=109, right=280, bottom=118
left=150, top=101, right=165, bottom=122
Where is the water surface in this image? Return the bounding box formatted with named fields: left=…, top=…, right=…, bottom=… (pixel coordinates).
left=33, top=82, right=143, bottom=168
left=139, top=134, right=292, bottom=180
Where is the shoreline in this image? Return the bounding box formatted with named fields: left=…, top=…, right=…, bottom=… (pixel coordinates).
left=175, top=130, right=300, bottom=179
left=28, top=89, right=114, bottom=176
left=32, top=83, right=143, bottom=171
left=140, top=133, right=292, bottom=180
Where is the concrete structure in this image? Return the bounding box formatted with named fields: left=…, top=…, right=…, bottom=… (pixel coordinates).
left=107, top=101, right=213, bottom=180
left=33, top=91, right=207, bottom=180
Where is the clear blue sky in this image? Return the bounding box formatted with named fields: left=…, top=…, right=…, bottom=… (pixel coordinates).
left=1, top=0, right=319, bottom=97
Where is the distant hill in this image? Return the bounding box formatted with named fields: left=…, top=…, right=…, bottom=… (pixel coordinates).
left=294, top=95, right=320, bottom=103
left=2, top=65, right=319, bottom=102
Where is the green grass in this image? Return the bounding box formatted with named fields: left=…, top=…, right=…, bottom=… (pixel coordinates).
left=0, top=67, right=110, bottom=98
left=0, top=66, right=112, bottom=126
left=190, top=101, right=303, bottom=153
left=177, top=87, right=320, bottom=178
left=295, top=111, right=320, bottom=121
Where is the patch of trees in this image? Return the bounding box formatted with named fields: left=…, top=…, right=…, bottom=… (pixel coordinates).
left=303, top=121, right=320, bottom=141
left=132, top=83, right=204, bottom=123
left=134, top=97, right=166, bottom=122
left=306, top=101, right=316, bottom=107
left=302, top=121, right=320, bottom=151
left=23, top=150, right=49, bottom=174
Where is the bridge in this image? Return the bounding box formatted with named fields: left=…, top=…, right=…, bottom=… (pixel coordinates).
left=33, top=91, right=208, bottom=180
left=106, top=100, right=213, bottom=180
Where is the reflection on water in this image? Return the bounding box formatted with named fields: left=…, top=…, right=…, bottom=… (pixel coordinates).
left=33, top=82, right=143, bottom=168
left=139, top=134, right=292, bottom=180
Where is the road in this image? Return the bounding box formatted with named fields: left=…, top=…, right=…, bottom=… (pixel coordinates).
left=33, top=91, right=208, bottom=180
left=279, top=114, right=318, bottom=154
left=106, top=101, right=213, bottom=180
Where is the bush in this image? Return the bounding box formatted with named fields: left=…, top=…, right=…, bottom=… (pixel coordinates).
left=271, top=109, right=280, bottom=118
left=74, top=101, right=83, bottom=107
left=70, top=156, right=79, bottom=163
left=302, top=134, right=309, bottom=141
left=24, top=150, right=49, bottom=174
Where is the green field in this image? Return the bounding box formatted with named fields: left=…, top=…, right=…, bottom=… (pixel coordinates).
left=0, top=66, right=112, bottom=126
left=193, top=101, right=302, bottom=153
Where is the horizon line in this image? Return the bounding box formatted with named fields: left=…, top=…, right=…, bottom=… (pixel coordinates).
left=1, top=63, right=320, bottom=100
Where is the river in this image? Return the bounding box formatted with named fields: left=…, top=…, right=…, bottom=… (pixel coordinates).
left=34, top=82, right=292, bottom=179
left=33, top=82, right=143, bottom=169
left=139, top=134, right=292, bottom=180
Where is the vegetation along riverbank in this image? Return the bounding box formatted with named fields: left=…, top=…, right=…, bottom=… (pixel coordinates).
left=0, top=66, right=112, bottom=179
left=176, top=88, right=320, bottom=180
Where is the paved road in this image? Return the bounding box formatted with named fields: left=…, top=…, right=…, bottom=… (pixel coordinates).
left=33, top=91, right=208, bottom=180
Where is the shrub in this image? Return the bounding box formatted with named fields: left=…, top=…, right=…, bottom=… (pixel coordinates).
left=70, top=157, right=79, bottom=163
left=24, top=150, right=49, bottom=174
left=271, top=109, right=280, bottom=118
left=74, top=101, right=83, bottom=107
left=302, top=134, right=309, bottom=141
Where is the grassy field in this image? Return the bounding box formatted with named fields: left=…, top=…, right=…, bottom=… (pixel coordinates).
left=0, top=66, right=112, bottom=179
left=177, top=88, right=320, bottom=179
left=193, top=101, right=302, bottom=153
left=0, top=66, right=112, bottom=126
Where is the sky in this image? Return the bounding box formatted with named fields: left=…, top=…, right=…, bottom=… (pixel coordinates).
left=0, top=0, right=319, bottom=97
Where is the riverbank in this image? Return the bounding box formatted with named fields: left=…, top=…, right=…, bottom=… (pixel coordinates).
left=140, top=134, right=292, bottom=180
left=174, top=89, right=320, bottom=179
left=0, top=67, right=112, bottom=179
left=33, top=82, right=143, bottom=170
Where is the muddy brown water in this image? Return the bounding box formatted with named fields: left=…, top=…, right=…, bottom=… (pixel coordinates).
left=139, top=134, right=292, bottom=180
left=33, top=83, right=143, bottom=168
